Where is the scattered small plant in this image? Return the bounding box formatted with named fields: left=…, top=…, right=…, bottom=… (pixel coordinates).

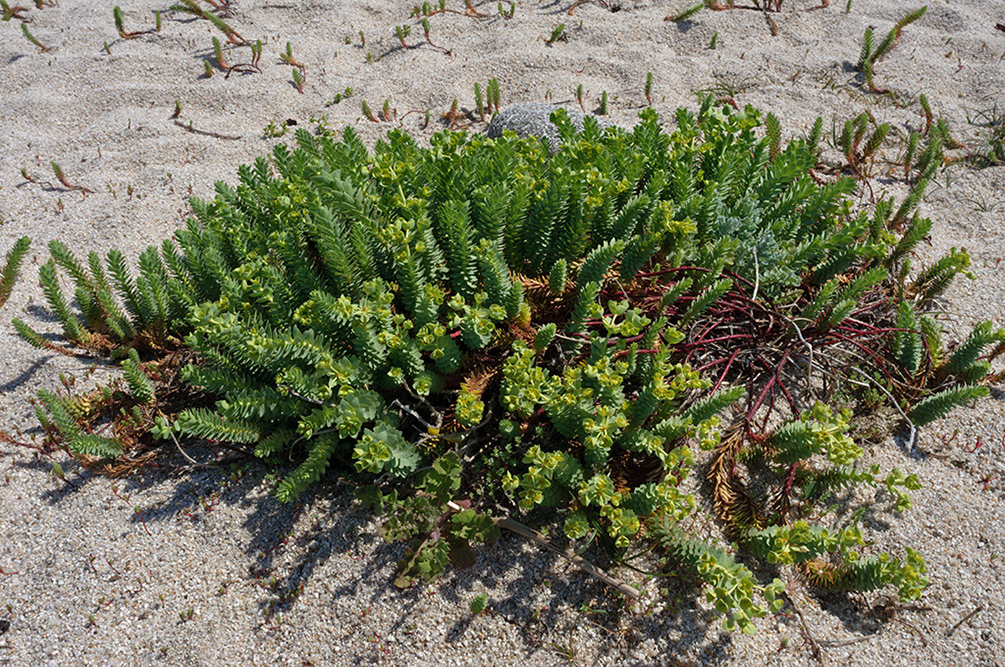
left=263, top=121, right=288, bottom=138
left=441, top=97, right=464, bottom=128
left=171, top=0, right=246, bottom=44
left=474, top=81, right=485, bottom=122
left=666, top=2, right=704, bottom=22
left=919, top=93, right=934, bottom=134
left=416, top=16, right=451, bottom=55
left=1, top=1, right=29, bottom=21
left=835, top=111, right=891, bottom=177
left=280, top=41, right=304, bottom=69
left=420, top=17, right=433, bottom=45
left=469, top=592, right=489, bottom=615
left=211, top=36, right=229, bottom=71
left=545, top=23, right=567, bottom=46
left=598, top=90, right=608, bottom=115
left=325, top=87, right=355, bottom=107
left=498, top=1, right=515, bottom=18
left=394, top=24, right=412, bottom=49
left=644, top=71, right=654, bottom=106
left=51, top=161, right=93, bottom=194
left=381, top=98, right=396, bottom=122
left=0, top=237, right=30, bottom=310
left=113, top=6, right=148, bottom=39
left=856, top=6, right=927, bottom=93
left=291, top=67, right=305, bottom=94
left=21, top=21, right=49, bottom=52
left=361, top=99, right=378, bottom=122
left=462, top=0, right=486, bottom=17
left=486, top=77, right=501, bottom=116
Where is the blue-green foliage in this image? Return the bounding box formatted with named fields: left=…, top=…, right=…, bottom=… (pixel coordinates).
left=22, top=101, right=999, bottom=621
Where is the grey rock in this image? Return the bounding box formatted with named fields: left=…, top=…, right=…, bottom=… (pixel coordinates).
left=486, top=102, right=616, bottom=152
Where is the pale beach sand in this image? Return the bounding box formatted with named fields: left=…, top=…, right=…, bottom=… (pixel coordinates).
left=1, top=1, right=1004, bottom=665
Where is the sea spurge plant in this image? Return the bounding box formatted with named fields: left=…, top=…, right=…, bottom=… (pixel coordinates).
left=19, top=102, right=1001, bottom=630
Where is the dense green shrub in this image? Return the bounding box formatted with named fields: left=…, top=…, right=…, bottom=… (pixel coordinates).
left=18, top=100, right=1002, bottom=633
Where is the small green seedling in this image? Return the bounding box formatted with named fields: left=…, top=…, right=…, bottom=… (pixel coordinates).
left=919, top=93, right=933, bottom=133
left=709, top=31, right=718, bottom=49
left=212, top=36, right=228, bottom=71
left=203, top=59, right=214, bottom=78
left=645, top=71, right=654, bottom=106
left=474, top=82, right=484, bottom=121
left=361, top=99, right=378, bottom=122
left=291, top=67, right=305, bottom=94
left=546, top=23, right=566, bottom=46
left=280, top=41, right=305, bottom=69
left=51, top=161, right=93, bottom=194
left=498, top=1, right=515, bottom=18
left=856, top=6, right=927, bottom=92
left=442, top=98, right=464, bottom=128
left=395, top=24, right=412, bottom=48
left=469, top=593, right=489, bottom=615
left=902, top=130, right=920, bottom=178
left=836, top=111, right=890, bottom=175
left=263, top=121, right=287, bottom=138
left=418, top=17, right=448, bottom=53
left=666, top=2, right=704, bottom=22
left=0, top=236, right=30, bottom=310
left=325, top=87, right=354, bottom=106
left=114, top=6, right=144, bottom=39
left=154, top=9, right=161, bottom=31
left=463, top=0, right=486, bottom=17
left=21, top=22, right=50, bottom=52
left=598, top=90, right=608, bottom=115
left=171, top=0, right=245, bottom=44
left=576, top=83, right=585, bottom=111
left=2, top=0, right=29, bottom=21
left=487, top=77, right=501, bottom=114
left=381, top=98, right=395, bottom=122
left=205, top=7, right=245, bottom=43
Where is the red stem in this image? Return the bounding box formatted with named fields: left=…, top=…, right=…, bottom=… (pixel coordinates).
left=710, top=349, right=740, bottom=394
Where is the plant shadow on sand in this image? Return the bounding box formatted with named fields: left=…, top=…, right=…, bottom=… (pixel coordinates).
left=6, top=432, right=750, bottom=662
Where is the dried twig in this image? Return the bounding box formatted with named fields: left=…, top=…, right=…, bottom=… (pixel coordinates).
left=948, top=604, right=983, bottom=635
left=782, top=590, right=828, bottom=666
left=173, top=119, right=242, bottom=140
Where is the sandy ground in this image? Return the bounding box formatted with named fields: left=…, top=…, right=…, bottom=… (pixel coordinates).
left=1, top=0, right=1005, bottom=665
